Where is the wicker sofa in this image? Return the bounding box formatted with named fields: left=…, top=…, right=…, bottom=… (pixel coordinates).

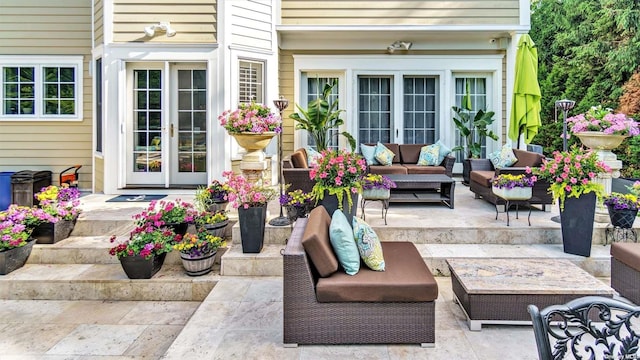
left=469, top=148, right=553, bottom=209
left=283, top=206, right=439, bottom=346
left=610, top=242, right=640, bottom=304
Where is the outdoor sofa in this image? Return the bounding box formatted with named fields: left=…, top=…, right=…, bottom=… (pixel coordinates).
left=610, top=242, right=640, bottom=304
left=283, top=205, right=439, bottom=346
left=468, top=148, right=553, bottom=209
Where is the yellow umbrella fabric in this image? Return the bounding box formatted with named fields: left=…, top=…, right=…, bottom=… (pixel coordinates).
left=509, top=34, right=542, bottom=145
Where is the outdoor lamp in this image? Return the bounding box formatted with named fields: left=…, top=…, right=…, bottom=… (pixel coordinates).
left=555, top=99, right=575, bottom=152
left=269, top=96, right=290, bottom=227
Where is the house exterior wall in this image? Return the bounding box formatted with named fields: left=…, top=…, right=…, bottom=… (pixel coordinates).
left=280, top=0, right=521, bottom=26
left=94, top=0, right=105, bottom=46
left=229, top=0, right=274, bottom=50
left=0, top=0, right=93, bottom=189
left=111, top=0, right=217, bottom=43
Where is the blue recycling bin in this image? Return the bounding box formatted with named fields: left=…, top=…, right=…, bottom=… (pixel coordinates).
left=0, top=172, right=15, bottom=211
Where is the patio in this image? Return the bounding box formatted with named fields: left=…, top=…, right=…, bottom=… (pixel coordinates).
left=0, top=181, right=625, bottom=359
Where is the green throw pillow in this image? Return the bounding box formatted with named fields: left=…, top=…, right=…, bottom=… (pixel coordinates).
left=352, top=217, right=385, bottom=271
left=417, top=144, right=440, bottom=166
left=489, top=144, right=518, bottom=168
left=329, top=210, right=360, bottom=275
left=374, top=142, right=395, bottom=166
left=360, top=143, right=379, bottom=165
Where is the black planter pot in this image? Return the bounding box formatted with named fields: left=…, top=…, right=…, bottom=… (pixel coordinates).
left=238, top=206, right=266, bottom=253
left=318, top=191, right=359, bottom=227
left=560, top=193, right=596, bottom=257
left=165, top=222, right=189, bottom=236
left=32, top=217, right=77, bottom=244
left=118, top=253, right=167, bottom=279
left=607, top=205, right=638, bottom=229
left=0, top=239, right=35, bottom=275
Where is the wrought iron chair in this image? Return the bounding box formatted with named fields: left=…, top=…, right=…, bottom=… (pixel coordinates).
left=528, top=296, right=640, bottom=360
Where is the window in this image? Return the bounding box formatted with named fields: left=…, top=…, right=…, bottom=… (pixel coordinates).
left=0, top=56, right=83, bottom=120
left=95, top=58, right=103, bottom=153
left=358, top=76, right=392, bottom=144
left=305, top=76, right=340, bottom=150
left=238, top=59, right=264, bottom=104
left=453, top=76, right=489, bottom=159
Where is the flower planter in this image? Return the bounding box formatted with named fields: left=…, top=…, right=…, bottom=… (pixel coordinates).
left=285, top=204, right=313, bottom=223
left=607, top=205, right=638, bottom=229
left=179, top=250, right=216, bottom=276
left=491, top=186, right=532, bottom=200
left=231, top=132, right=277, bottom=163
left=203, top=220, right=228, bottom=238
left=0, top=239, right=35, bottom=275
left=32, top=217, right=77, bottom=244
left=574, top=131, right=628, bottom=150
left=560, top=193, right=596, bottom=257
left=206, top=201, right=228, bottom=213
left=165, top=222, right=189, bottom=236
left=318, top=191, right=359, bottom=227
left=118, top=253, right=167, bottom=279
left=362, top=188, right=390, bottom=200
left=238, top=205, right=266, bottom=253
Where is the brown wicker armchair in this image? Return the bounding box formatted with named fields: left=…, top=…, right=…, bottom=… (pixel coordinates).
left=282, top=148, right=314, bottom=193
left=469, top=148, right=552, bottom=209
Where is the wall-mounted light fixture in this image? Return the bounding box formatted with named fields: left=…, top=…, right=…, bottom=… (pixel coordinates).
left=387, top=41, right=412, bottom=54
left=144, top=22, right=177, bottom=38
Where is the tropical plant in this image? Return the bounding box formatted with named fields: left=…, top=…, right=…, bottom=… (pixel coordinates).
left=173, top=228, right=225, bottom=258
left=309, top=149, right=367, bottom=210
left=451, top=82, right=499, bottom=159
left=218, top=101, right=282, bottom=134
left=361, top=174, right=397, bottom=190
left=491, top=174, right=536, bottom=189
left=108, top=224, right=179, bottom=259
left=222, top=171, right=277, bottom=209
left=194, top=180, right=229, bottom=211
left=531, top=145, right=611, bottom=209
left=567, top=105, right=639, bottom=136
left=133, top=199, right=197, bottom=227
left=289, top=79, right=356, bottom=151
left=603, top=192, right=640, bottom=211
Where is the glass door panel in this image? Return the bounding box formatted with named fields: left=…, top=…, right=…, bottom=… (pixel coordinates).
left=403, top=76, right=437, bottom=144
left=357, top=76, right=392, bottom=144
left=171, top=67, right=207, bottom=184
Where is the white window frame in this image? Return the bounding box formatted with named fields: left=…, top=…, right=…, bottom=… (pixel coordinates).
left=0, top=55, right=84, bottom=121
left=298, top=73, right=344, bottom=150
left=238, top=59, right=265, bottom=104
left=452, top=73, right=494, bottom=159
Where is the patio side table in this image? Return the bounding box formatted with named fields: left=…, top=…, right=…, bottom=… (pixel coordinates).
left=360, top=189, right=389, bottom=225
left=494, top=195, right=532, bottom=226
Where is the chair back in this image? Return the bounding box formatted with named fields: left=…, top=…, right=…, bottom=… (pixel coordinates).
left=528, top=296, right=640, bottom=360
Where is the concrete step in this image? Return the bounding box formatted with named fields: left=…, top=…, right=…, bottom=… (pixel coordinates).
left=219, top=243, right=612, bottom=278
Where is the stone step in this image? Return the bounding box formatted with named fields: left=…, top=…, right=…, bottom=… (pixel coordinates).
left=219, top=243, right=612, bottom=278
left=0, top=263, right=218, bottom=301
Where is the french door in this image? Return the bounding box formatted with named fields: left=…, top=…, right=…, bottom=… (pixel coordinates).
left=125, top=62, right=208, bottom=186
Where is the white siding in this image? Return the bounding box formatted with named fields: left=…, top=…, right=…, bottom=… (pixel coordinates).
left=229, top=0, right=273, bottom=50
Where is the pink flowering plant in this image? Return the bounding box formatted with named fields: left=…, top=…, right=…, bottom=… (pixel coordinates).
left=222, top=171, right=277, bottom=209
left=133, top=199, right=197, bottom=227
left=218, top=102, right=282, bottom=134
left=531, top=145, right=611, bottom=209
left=491, top=174, right=536, bottom=189
left=567, top=105, right=640, bottom=136
left=0, top=205, right=57, bottom=228
left=35, top=185, right=81, bottom=221
left=0, top=218, right=31, bottom=250
left=309, top=149, right=367, bottom=210
left=109, top=224, right=179, bottom=259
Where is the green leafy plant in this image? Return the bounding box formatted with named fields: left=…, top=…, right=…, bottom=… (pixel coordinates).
left=194, top=180, right=229, bottom=211
left=289, top=79, right=356, bottom=151
left=309, top=149, right=367, bottom=211
left=451, top=82, right=498, bottom=159
left=108, top=225, right=179, bottom=259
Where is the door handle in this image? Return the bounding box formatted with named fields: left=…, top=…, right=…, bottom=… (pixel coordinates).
left=170, top=123, right=174, bottom=137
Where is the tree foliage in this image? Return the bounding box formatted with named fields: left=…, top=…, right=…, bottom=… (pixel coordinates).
left=530, top=0, right=640, bottom=177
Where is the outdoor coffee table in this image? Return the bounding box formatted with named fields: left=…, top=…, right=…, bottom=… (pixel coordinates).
left=447, top=258, right=615, bottom=331
left=385, top=174, right=455, bottom=208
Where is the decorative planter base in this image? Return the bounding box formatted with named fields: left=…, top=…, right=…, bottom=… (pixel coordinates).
left=180, top=251, right=216, bottom=276
left=118, top=253, right=167, bottom=279
left=0, top=239, right=35, bottom=275
left=32, top=217, right=77, bottom=244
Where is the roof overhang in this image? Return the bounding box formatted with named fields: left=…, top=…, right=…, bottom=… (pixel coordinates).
left=277, top=25, right=530, bottom=51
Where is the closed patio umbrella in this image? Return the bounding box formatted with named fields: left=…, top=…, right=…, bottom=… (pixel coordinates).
left=508, top=34, right=542, bottom=147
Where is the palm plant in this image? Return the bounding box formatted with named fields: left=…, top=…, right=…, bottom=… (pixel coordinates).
left=289, top=79, right=355, bottom=151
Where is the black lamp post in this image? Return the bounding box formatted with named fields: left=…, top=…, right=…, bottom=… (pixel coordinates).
left=269, top=96, right=290, bottom=226
left=555, top=99, right=575, bottom=152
